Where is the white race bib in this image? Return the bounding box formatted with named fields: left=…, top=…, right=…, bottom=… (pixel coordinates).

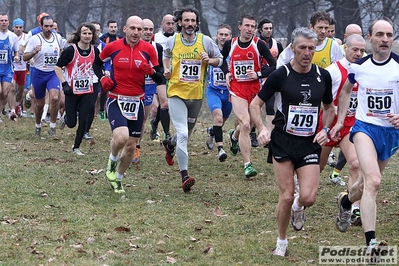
left=286, top=105, right=318, bottom=136
left=212, top=68, right=226, bottom=87
left=73, top=76, right=92, bottom=95
left=0, top=50, right=8, bottom=64
left=233, top=60, right=254, bottom=82
left=365, top=87, right=393, bottom=118
left=117, top=95, right=141, bottom=120
left=43, top=53, right=58, bottom=69
left=180, top=59, right=201, bottom=82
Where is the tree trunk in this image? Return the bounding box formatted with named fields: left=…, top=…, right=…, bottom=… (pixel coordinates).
left=329, top=0, right=362, bottom=41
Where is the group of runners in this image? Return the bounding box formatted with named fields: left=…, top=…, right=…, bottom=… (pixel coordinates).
left=0, top=6, right=398, bottom=260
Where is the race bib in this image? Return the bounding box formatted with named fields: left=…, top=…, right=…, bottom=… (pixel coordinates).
left=286, top=105, right=318, bottom=136
left=43, top=53, right=58, bottom=69
left=212, top=68, right=226, bottom=87
left=0, top=50, right=8, bottom=64
left=73, top=76, right=93, bottom=95
left=145, top=74, right=155, bottom=85
left=180, top=59, right=201, bottom=82
left=347, top=91, right=358, bottom=117
left=117, top=95, right=140, bottom=120
left=365, top=87, right=393, bottom=118
left=233, top=60, right=254, bottom=82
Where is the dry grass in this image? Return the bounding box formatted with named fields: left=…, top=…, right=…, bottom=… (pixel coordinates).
left=0, top=114, right=398, bottom=265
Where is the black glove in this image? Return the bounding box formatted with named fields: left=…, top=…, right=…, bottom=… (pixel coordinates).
left=62, top=81, right=73, bottom=95
left=151, top=72, right=164, bottom=85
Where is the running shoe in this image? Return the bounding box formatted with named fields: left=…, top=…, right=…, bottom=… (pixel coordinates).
left=366, top=238, right=388, bottom=263
left=336, top=191, right=351, bottom=232
left=218, top=148, right=227, bottom=162
left=59, top=115, right=66, bottom=130
left=73, top=148, right=85, bottom=156
left=15, top=105, right=21, bottom=117
left=132, top=146, right=140, bottom=164
left=83, top=132, right=93, bottom=140
left=327, top=151, right=337, bottom=167
left=291, top=203, right=305, bottom=231
left=244, top=163, right=257, bottom=178
left=25, top=93, right=31, bottom=109
left=182, top=176, right=195, bottom=193
left=162, top=139, right=175, bottom=166
left=8, top=112, right=17, bottom=121
left=272, top=242, right=288, bottom=257
left=34, top=127, right=41, bottom=136
left=206, top=127, right=214, bottom=150
left=150, top=118, right=158, bottom=140
left=329, top=174, right=346, bottom=186
left=1, top=108, right=6, bottom=115
left=250, top=131, right=259, bottom=147
left=165, top=132, right=171, bottom=140
left=351, top=207, right=362, bottom=226
left=229, top=129, right=239, bottom=156
left=106, top=159, right=118, bottom=182
left=99, top=111, right=106, bottom=121
left=48, top=127, right=59, bottom=139
left=111, top=180, right=125, bottom=193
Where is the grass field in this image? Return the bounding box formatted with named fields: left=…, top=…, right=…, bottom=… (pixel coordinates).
left=0, top=113, right=398, bottom=265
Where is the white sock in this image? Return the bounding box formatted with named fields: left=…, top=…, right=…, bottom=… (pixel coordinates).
left=116, top=172, right=123, bottom=181
left=277, top=238, right=288, bottom=245
left=50, top=122, right=56, bottom=128
left=42, top=104, right=49, bottom=120
left=351, top=203, right=360, bottom=212
left=292, top=195, right=303, bottom=211
left=109, top=154, right=119, bottom=162
left=35, top=123, right=42, bottom=128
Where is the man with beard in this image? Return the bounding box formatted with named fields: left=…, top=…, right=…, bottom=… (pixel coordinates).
left=162, top=5, right=223, bottom=192
left=23, top=16, right=65, bottom=138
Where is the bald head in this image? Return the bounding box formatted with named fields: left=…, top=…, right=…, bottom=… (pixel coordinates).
left=124, top=16, right=143, bottom=46
left=161, top=14, right=175, bottom=34
left=346, top=33, right=365, bottom=47
left=126, top=15, right=142, bottom=27
left=142, top=18, right=154, bottom=42
left=344, top=24, right=363, bottom=40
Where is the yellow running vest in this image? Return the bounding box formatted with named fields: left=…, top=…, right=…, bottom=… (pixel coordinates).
left=312, top=38, right=333, bottom=68
left=167, top=33, right=207, bottom=100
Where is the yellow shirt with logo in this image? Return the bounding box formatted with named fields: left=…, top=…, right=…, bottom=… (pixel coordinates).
left=312, top=38, right=333, bottom=68
left=167, top=33, right=207, bottom=100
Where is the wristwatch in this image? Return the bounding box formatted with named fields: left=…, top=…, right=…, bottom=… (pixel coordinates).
left=322, top=127, right=330, bottom=135
left=256, top=71, right=262, bottom=78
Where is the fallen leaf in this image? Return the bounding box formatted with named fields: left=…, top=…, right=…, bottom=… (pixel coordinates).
left=41, top=192, right=48, bottom=197
left=166, top=256, right=177, bottom=263
left=213, top=206, right=227, bottom=217
left=75, top=248, right=87, bottom=253
left=146, top=200, right=155, bottom=204
left=203, top=246, right=214, bottom=254
left=204, top=220, right=212, bottom=224
left=86, top=237, right=95, bottom=243
left=190, top=237, right=198, bottom=242
left=70, top=244, right=83, bottom=249
left=115, top=226, right=131, bottom=232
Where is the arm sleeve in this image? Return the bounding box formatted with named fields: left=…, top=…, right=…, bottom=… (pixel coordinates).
left=56, top=46, right=74, bottom=68
left=258, top=68, right=286, bottom=102
left=93, top=47, right=104, bottom=80
left=321, top=69, right=333, bottom=105
left=156, top=43, right=164, bottom=73
left=204, top=36, right=223, bottom=66
left=220, top=39, right=231, bottom=74
left=258, top=40, right=276, bottom=77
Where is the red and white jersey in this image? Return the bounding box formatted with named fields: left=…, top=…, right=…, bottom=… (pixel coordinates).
left=229, top=37, right=261, bottom=84
left=63, top=44, right=95, bottom=95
